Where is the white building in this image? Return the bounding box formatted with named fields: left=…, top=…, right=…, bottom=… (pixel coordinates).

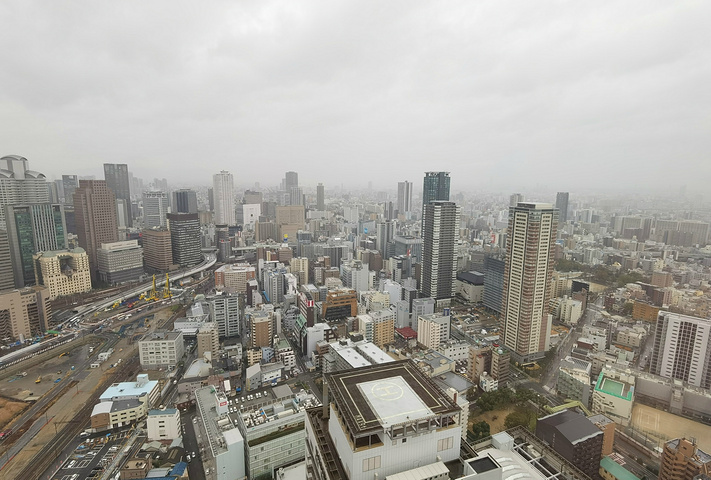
left=558, top=296, right=583, bottom=324
left=213, top=170, right=235, bottom=226
left=33, top=248, right=92, bottom=300
left=147, top=408, right=181, bottom=442
left=417, top=313, right=451, bottom=350
left=139, top=331, right=185, bottom=368
left=143, top=191, right=168, bottom=228
left=480, top=372, right=498, bottom=392
left=592, top=367, right=635, bottom=425
left=306, top=361, right=462, bottom=480
left=242, top=203, right=261, bottom=230
left=97, top=240, right=144, bottom=284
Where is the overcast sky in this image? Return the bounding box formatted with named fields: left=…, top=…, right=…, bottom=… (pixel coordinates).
left=1, top=1, right=709, bottom=193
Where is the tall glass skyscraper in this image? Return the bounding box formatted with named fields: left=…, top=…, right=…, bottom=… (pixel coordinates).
left=422, top=171, right=450, bottom=206
left=104, top=163, right=132, bottom=227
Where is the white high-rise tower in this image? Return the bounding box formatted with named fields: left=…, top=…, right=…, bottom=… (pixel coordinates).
left=213, top=171, right=235, bottom=226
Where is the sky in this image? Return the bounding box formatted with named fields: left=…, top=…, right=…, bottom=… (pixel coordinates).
left=1, top=1, right=709, bottom=193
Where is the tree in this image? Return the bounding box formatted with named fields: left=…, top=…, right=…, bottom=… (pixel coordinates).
left=504, top=408, right=536, bottom=430
left=469, top=421, right=490, bottom=441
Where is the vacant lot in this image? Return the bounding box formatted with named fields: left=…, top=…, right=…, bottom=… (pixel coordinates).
left=0, top=397, right=27, bottom=430
left=470, top=406, right=517, bottom=435
left=631, top=404, right=711, bottom=452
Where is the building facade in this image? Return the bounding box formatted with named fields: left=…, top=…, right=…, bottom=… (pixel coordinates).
left=0, top=286, right=52, bottom=340
left=172, top=189, right=198, bottom=214
left=73, top=180, right=119, bottom=280
left=138, top=331, right=185, bottom=368
left=213, top=171, right=235, bottom=225
left=167, top=212, right=201, bottom=267
left=421, top=201, right=460, bottom=303
left=142, top=228, right=174, bottom=272
left=142, top=191, right=168, bottom=229
left=33, top=248, right=92, bottom=299
left=103, top=163, right=132, bottom=228
left=97, top=240, right=144, bottom=284
left=207, top=293, right=240, bottom=338
left=0, top=155, right=49, bottom=226
left=502, top=202, right=558, bottom=363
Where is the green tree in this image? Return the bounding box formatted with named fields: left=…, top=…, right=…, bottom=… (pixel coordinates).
left=468, top=421, right=490, bottom=441
left=504, top=408, right=536, bottom=430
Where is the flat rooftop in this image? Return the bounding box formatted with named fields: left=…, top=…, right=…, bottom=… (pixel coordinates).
left=326, top=360, right=460, bottom=435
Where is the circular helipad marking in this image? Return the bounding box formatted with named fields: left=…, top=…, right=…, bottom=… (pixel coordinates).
left=371, top=381, right=404, bottom=401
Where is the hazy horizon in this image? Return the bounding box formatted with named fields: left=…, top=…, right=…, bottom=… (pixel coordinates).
left=1, top=1, right=709, bottom=193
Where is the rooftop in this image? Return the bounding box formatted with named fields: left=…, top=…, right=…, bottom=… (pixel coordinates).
left=537, top=409, right=603, bottom=445
left=600, top=456, right=640, bottom=480
left=100, top=378, right=158, bottom=401
left=326, top=360, right=460, bottom=435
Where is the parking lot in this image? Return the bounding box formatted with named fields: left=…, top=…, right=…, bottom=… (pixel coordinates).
left=52, top=431, right=131, bottom=480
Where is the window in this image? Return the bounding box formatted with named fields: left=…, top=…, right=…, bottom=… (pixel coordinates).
left=437, top=436, right=454, bottom=452
left=363, top=456, right=381, bottom=472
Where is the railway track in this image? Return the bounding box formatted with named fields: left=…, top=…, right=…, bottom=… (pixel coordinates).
left=15, top=359, right=140, bottom=480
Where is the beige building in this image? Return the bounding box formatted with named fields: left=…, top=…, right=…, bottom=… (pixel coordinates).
left=276, top=205, right=305, bottom=240
left=197, top=323, right=220, bottom=359
left=417, top=313, right=451, bottom=350
left=290, top=257, right=309, bottom=285
left=0, top=287, right=52, bottom=340
left=214, top=263, right=255, bottom=293
left=33, top=248, right=92, bottom=300
left=142, top=228, right=175, bottom=272
left=251, top=314, right=274, bottom=348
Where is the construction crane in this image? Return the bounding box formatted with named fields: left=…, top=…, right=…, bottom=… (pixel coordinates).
left=147, top=275, right=158, bottom=301
left=162, top=273, right=172, bottom=299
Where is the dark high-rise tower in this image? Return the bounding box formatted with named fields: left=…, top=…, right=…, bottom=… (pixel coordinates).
left=172, top=189, right=198, bottom=214
left=421, top=201, right=460, bottom=303
left=61, top=174, right=78, bottom=206
left=316, top=183, right=325, bottom=211
left=556, top=192, right=569, bottom=224
left=167, top=213, right=202, bottom=267
left=6, top=204, right=67, bottom=287
left=502, top=202, right=558, bottom=363
left=74, top=180, right=118, bottom=280
left=103, top=164, right=132, bottom=227
left=422, top=172, right=450, bottom=207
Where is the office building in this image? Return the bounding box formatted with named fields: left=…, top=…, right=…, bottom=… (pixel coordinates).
left=237, top=393, right=319, bottom=480
left=172, top=189, right=198, bottom=214
left=142, top=191, right=168, bottom=229
left=213, top=171, right=235, bottom=225
left=92, top=374, right=160, bottom=431
left=242, top=203, right=261, bottom=229
left=556, top=356, right=592, bottom=406
left=194, top=387, right=246, bottom=480
left=167, top=212, right=201, bottom=267
left=0, top=229, right=13, bottom=290
left=321, top=288, right=358, bottom=321
left=376, top=220, right=393, bottom=258
left=251, top=313, right=274, bottom=348
left=61, top=174, right=78, bottom=206
left=276, top=205, right=305, bottom=240
left=555, top=192, right=569, bottom=224
left=305, top=360, right=463, bottom=480
left=290, top=257, right=309, bottom=285
left=138, top=331, right=185, bottom=368
left=417, top=313, right=451, bottom=350
left=422, top=171, right=450, bottom=206
left=6, top=204, right=67, bottom=288
left=391, top=235, right=422, bottom=263
left=97, top=240, right=144, bottom=284
left=207, top=292, right=240, bottom=338
left=650, top=312, right=711, bottom=388
left=535, top=409, right=604, bottom=480
left=103, top=163, right=132, bottom=227
left=33, top=248, right=92, bottom=300
left=502, top=202, right=558, bottom=363
left=421, top=201, right=460, bottom=303
left=283, top=171, right=298, bottom=192
left=658, top=438, right=711, bottom=480
left=509, top=193, right=524, bottom=207
left=73, top=180, right=119, bottom=280
left=397, top=181, right=413, bottom=215
left=146, top=408, right=181, bottom=442
left=142, top=228, right=173, bottom=272
left=0, top=286, right=52, bottom=341
left=214, top=263, right=255, bottom=294
left=316, top=183, right=325, bottom=211
left=0, top=155, right=49, bottom=226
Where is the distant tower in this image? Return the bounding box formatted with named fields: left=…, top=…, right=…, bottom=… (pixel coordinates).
left=509, top=193, right=524, bottom=207
left=142, top=191, right=169, bottom=228
left=73, top=180, right=119, bottom=280
left=502, top=202, right=558, bottom=363
left=316, top=183, right=325, bottom=211
left=556, top=192, right=569, bottom=224
left=284, top=171, right=298, bottom=191
left=397, top=181, right=413, bottom=215
left=61, top=174, right=79, bottom=206
left=0, top=155, right=49, bottom=226
left=167, top=213, right=202, bottom=267
left=103, top=164, right=132, bottom=227
left=213, top=171, right=235, bottom=225
left=421, top=201, right=460, bottom=304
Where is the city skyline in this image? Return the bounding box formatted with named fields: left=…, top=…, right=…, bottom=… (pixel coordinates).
left=0, top=2, right=709, bottom=192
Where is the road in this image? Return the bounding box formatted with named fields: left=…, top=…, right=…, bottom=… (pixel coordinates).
left=183, top=412, right=206, bottom=480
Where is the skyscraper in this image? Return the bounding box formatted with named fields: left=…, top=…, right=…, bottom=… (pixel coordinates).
left=167, top=213, right=202, bottom=267
left=103, top=163, right=132, bottom=227
left=213, top=171, right=235, bottom=225
left=397, top=180, right=413, bottom=215
left=283, top=171, right=298, bottom=192
left=142, top=191, right=168, bottom=228
left=650, top=312, right=711, bottom=388
left=556, top=192, right=569, bottom=224
left=61, top=174, right=78, bottom=206
left=422, top=171, right=450, bottom=206
left=421, top=201, right=460, bottom=304
left=502, top=202, right=558, bottom=362
left=172, top=189, right=198, bottom=214
left=73, top=180, right=119, bottom=280
left=316, top=183, right=325, bottom=211
left=6, top=204, right=67, bottom=287
left=0, top=155, right=49, bottom=226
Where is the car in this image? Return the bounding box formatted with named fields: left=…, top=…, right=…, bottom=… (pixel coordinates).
left=186, top=454, right=191, bottom=462
left=256, top=393, right=261, bottom=399
left=263, top=390, right=268, bottom=397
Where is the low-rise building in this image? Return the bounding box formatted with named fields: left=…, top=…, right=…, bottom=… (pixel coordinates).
left=139, top=331, right=185, bottom=369
left=557, top=356, right=592, bottom=406
left=480, top=372, right=498, bottom=392
left=0, top=286, right=52, bottom=341
left=214, top=263, right=256, bottom=294
left=92, top=374, right=160, bottom=431
left=600, top=455, right=640, bottom=480
left=147, top=408, right=181, bottom=442
left=592, top=367, right=635, bottom=425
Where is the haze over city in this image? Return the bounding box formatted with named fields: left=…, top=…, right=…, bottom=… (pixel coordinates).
left=1, top=1, right=710, bottom=191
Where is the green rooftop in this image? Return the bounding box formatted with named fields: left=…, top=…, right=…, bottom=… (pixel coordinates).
left=595, top=373, right=634, bottom=400
left=600, top=456, right=639, bottom=480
